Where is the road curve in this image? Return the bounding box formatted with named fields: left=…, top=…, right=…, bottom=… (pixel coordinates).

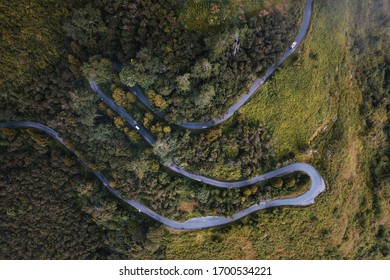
left=128, top=162, right=325, bottom=230
left=0, top=122, right=324, bottom=230
left=0, top=0, right=325, bottom=230
left=90, top=81, right=156, bottom=146
left=119, top=0, right=313, bottom=129
left=89, top=81, right=324, bottom=195
left=90, top=80, right=324, bottom=191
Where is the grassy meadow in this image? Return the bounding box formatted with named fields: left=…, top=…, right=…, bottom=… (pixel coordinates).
left=160, top=0, right=389, bottom=259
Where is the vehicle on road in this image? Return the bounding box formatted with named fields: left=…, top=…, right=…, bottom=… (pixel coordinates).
left=290, top=41, right=298, bottom=49
left=0, top=0, right=319, bottom=230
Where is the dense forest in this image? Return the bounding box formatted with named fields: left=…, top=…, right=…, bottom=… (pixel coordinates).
left=64, top=0, right=303, bottom=123
left=1, top=0, right=389, bottom=259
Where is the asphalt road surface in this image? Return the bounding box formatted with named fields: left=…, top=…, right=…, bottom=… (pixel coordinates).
left=0, top=0, right=325, bottom=230
left=0, top=122, right=324, bottom=230
left=119, top=0, right=313, bottom=129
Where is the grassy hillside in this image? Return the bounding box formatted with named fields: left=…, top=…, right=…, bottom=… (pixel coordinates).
left=0, top=0, right=388, bottom=260
left=160, top=0, right=389, bottom=259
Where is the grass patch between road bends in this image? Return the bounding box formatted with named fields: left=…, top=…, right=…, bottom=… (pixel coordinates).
left=239, top=0, right=351, bottom=159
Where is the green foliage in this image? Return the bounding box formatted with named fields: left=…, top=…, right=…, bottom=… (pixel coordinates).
left=153, top=137, right=178, bottom=165
left=271, top=178, right=283, bottom=189
left=63, top=3, right=107, bottom=49
left=0, top=0, right=74, bottom=89
left=161, top=0, right=390, bottom=260
left=178, top=0, right=276, bottom=32
left=103, top=0, right=300, bottom=123
left=119, top=66, right=138, bottom=87
left=191, top=59, right=213, bottom=79
left=194, top=84, right=215, bottom=108
left=81, top=55, right=112, bottom=84
left=204, top=28, right=236, bottom=60
left=119, top=48, right=162, bottom=89
left=157, top=119, right=274, bottom=185
left=179, top=0, right=213, bottom=32
left=2, top=0, right=388, bottom=261
left=0, top=133, right=109, bottom=259
left=175, top=74, right=191, bottom=92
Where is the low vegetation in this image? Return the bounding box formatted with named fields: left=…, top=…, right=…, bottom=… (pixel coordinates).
left=0, top=0, right=388, bottom=259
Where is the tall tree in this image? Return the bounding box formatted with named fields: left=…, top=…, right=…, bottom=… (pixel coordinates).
left=81, top=55, right=113, bottom=84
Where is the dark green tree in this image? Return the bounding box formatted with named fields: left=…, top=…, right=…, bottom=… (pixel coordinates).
left=63, top=4, right=107, bottom=47
left=191, top=59, right=212, bottom=79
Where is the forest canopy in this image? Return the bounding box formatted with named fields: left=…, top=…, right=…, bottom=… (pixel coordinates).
left=2, top=0, right=388, bottom=260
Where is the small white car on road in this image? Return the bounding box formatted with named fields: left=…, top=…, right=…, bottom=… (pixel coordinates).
left=290, top=41, right=298, bottom=49
left=135, top=125, right=140, bottom=130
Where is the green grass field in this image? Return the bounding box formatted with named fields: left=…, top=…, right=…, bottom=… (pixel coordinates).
left=240, top=0, right=349, bottom=158
left=161, top=0, right=389, bottom=259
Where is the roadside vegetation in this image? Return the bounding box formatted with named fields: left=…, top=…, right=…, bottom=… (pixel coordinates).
left=0, top=0, right=388, bottom=259
left=161, top=0, right=390, bottom=259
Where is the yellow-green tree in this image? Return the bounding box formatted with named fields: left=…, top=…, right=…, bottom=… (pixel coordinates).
left=113, top=87, right=126, bottom=106
left=153, top=94, right=168, bottom=109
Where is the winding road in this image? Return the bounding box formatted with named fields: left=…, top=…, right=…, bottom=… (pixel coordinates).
left=0, top=0, right=325, bottom=230
left=92, top=79, right=323, bottom=193
left=124, top=0, right=313, bottom=129
left=0, top=122, right=324, bottom=230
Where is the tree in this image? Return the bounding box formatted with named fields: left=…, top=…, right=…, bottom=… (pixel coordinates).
left=271, top=178, right=284, bottom=189
left=67, top=54, right=81, bottom=78
left=63, top=4, right=107, bottom=47
left=176, top=73, right=191, bottom=92
left=206, top=128, right=222, bottom=142
left=191, top=59, right=212, bottom=79
left=285, top=177, right=296, bottom=188
left=195, top=84, right=215, bottom=108
left=119, top=66, right=138, bottom=87
left=119, top=48, right=162, bottom=89
left=81, top=55, right=112, bottom=84
left=153, top=139, right=170, bottom=159
left=153, top=137, right=178, bottom=165
left=68, top=88, right=97, bottom=127
left=114, top=117, right=125, bottom=129
left=126, top=92, right=137, bottom=103
left=143, top=111, right=154, bottom=128
left=112, top=88, right=126, bottom=106
left=225, top=141, right=239, bottom=159
left=135, top=48, right=162, bottom=89
left=204, top=30, right=232, bottom=61
left=153, top=94, right=168, bottom=109
left=124, top=128, right=141, bottom=143
left=91, top=124, right=114, bottom=143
